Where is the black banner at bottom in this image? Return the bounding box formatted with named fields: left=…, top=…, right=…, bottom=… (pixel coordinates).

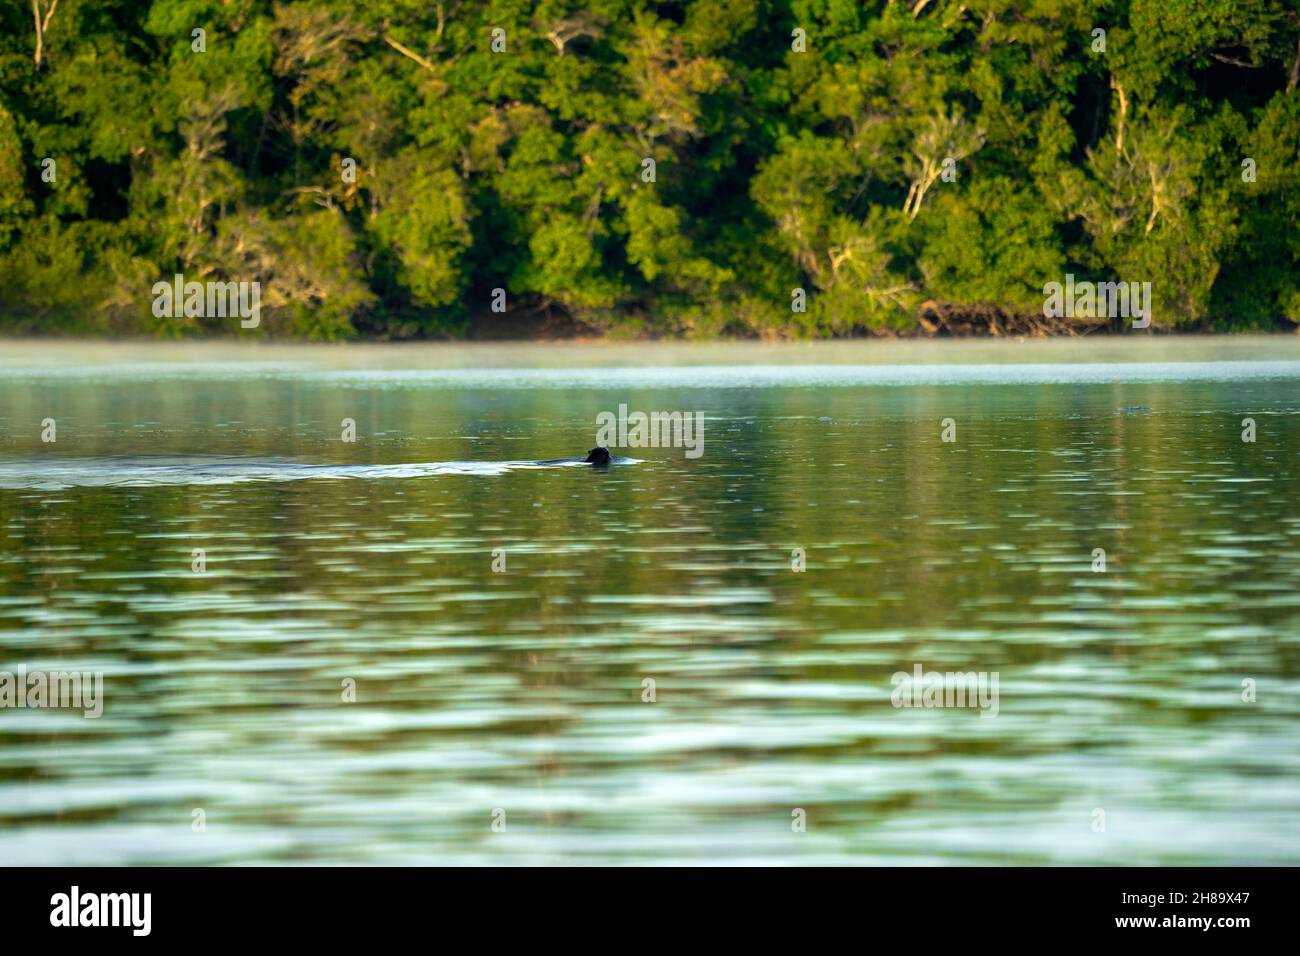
left=0, top=866, right=1287, bottom=942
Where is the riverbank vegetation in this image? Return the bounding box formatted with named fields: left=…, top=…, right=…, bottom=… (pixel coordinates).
left=1, top=1, right=1298, bottom=339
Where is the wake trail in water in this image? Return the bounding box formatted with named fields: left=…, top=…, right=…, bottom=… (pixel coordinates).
left=0, top=455, right=639, bottom=490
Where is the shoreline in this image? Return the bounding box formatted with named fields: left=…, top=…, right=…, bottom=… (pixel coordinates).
left=456, top=302, right=1300, bottom=341
left=4, top=305, right=1298, bottom=344
left=3, top=323, right=1299, bottom=346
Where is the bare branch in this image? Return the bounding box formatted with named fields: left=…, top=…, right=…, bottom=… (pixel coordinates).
left=1209, top=51, right=1256, bottom=68
left=384, top=34, right=437, bottom=74
left=32, top=0, right=58, bottom=71
left=1112, top=77, right=1128, bottom=158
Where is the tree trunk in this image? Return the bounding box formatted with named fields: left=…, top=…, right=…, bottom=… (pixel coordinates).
left=32, top=0, right=58, bottom=71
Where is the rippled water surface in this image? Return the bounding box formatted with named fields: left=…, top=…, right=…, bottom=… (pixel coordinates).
left=1, top=339, right=1298, bottom=865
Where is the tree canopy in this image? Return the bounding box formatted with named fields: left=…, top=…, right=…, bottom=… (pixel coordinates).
left=1, top=0, right=1297, bottom=338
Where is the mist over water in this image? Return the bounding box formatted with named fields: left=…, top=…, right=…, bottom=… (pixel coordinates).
left=1, top=340, right=1298, bottom=864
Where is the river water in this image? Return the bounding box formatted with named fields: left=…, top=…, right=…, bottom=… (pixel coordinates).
left=0, top=338, right=1297, bottom=864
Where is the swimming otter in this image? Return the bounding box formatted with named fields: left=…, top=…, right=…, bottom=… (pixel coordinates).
left=534, top=447, right=612, bottom=467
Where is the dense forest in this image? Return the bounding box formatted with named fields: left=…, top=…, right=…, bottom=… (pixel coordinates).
left=0, top=0, right=1298, bottom=339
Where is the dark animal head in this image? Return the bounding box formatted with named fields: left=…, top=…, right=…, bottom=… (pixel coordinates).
left=585, top=446, right=611, bottom=466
